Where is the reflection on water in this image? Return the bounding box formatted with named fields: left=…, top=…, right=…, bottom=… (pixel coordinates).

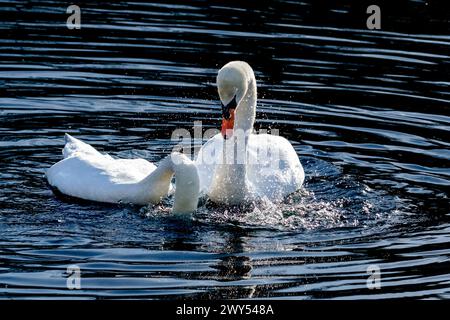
left=0, top=0, right=449, bottom=299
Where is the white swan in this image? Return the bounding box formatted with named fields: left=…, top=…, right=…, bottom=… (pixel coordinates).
left=195, top=61, right=304, bottom=205
left=47, top=134, right=199, bottom=214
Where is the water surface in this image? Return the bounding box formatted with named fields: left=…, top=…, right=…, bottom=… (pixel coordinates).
left=0, top=0, right=449, bottom=299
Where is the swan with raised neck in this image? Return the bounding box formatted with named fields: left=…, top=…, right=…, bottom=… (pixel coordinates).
left=197, top=61, right=305, bottom=205
left=208, top=61, right=257, bottom=204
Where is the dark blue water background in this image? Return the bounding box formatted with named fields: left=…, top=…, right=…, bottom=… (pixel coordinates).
left=0, top=0, right=449, bottom=299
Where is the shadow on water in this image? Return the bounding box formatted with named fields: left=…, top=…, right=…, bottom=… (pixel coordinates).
left=0, top=0, right=449, bottom=299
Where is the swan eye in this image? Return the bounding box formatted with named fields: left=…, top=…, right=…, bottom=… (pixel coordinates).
left=221, top=95, right=237, bottom=120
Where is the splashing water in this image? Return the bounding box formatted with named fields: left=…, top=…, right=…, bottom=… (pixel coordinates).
left=142, top=158, right=400, bottom=232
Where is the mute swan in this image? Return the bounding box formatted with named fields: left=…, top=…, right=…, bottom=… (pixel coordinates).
left=47, top=134, right=200, bottom=214
left=195, top=61, right=304, bottom=205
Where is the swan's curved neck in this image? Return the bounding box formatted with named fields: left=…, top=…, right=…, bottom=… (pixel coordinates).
left=139, top=154, right=199, bottom=214
left=234, top=76, right=257, bottom=134
left=209, top=62, right=258, bottom=204
left=209, top=77, right=256, bottom=204
left=226, top=73, right=256, bottom=188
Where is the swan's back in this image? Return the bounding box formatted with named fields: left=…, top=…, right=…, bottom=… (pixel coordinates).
left=47, top=134, right=158, bottom=204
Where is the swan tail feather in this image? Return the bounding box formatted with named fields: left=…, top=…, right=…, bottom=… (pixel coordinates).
left=62, top=133, right=104, bottom=159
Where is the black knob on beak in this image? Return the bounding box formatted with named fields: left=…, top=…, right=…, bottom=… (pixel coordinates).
left=221, top=95, right=237, bottom=120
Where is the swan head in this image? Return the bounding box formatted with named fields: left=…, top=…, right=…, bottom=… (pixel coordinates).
left=217, top=61, right=252, bottom=139
left=169, top=152, right=200, bottom=215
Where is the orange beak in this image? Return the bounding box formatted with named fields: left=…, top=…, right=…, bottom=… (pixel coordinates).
left=221, top=108, right=235, bottom=139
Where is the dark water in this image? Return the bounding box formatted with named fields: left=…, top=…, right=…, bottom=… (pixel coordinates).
left=0, top=0, right=449, bottom=299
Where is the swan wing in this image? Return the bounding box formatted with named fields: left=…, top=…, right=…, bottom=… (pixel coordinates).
left=247, top=134, right=304, bottom=201
left=194, top=133, right=224, bottom=194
